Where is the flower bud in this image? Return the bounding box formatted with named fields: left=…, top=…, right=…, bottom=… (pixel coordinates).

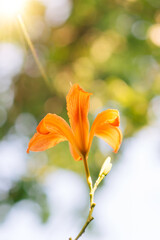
left=99, top=156, right=112, bottom=176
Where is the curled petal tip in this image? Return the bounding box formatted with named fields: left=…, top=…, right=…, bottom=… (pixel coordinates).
left=89, top=110, right=122, bottom=154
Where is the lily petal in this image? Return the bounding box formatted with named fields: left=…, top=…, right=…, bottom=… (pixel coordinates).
left=27, top=132, right=66, bottom=153
left=92, top=109, right=120, bottom=128
left=95, top=124, right=122, bottom=153
left=66, top=84, right=92, bottom=155
left=89, top=109, right=122, bottom=153
left=27, top=113, right=78, bottom=154
left=37, top=113, right=77, bottom=147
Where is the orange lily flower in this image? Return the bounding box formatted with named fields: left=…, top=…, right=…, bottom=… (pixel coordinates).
left=27, top=84, right=122, bottom=161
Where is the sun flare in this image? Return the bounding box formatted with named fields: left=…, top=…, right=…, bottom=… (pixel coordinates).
left=0, top=0, right=28, bottom=19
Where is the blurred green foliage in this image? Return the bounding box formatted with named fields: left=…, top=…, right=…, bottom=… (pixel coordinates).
left=0, top=0, right=160, bottom=222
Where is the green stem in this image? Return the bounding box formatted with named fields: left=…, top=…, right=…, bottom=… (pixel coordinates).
left=69, top=157, right=107, bottom=240
left=82, top=155, right=92, bottom=190
left=69, top=156, right=95, bottom=240
left=74, top=205, right=95, bottom=240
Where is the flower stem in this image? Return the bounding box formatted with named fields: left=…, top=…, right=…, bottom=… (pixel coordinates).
left=69, top=157, right=108, bottom=240
left=69, top=156, right=95, bottom=240
left=73, top=180, right=96, bottom=240
left=74, top=205, right=95, bottom=240
left=82, top=155, right=92, bottom=190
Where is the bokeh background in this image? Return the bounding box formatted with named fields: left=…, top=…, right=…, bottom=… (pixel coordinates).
left=0, top=0, right=160, bottom=239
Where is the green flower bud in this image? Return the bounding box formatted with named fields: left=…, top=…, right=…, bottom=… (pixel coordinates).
left=99, top=156, right=112, bottom=176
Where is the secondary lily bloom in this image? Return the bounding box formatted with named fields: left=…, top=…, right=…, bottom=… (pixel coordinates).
left=27, top=84, right=122, bottom=161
